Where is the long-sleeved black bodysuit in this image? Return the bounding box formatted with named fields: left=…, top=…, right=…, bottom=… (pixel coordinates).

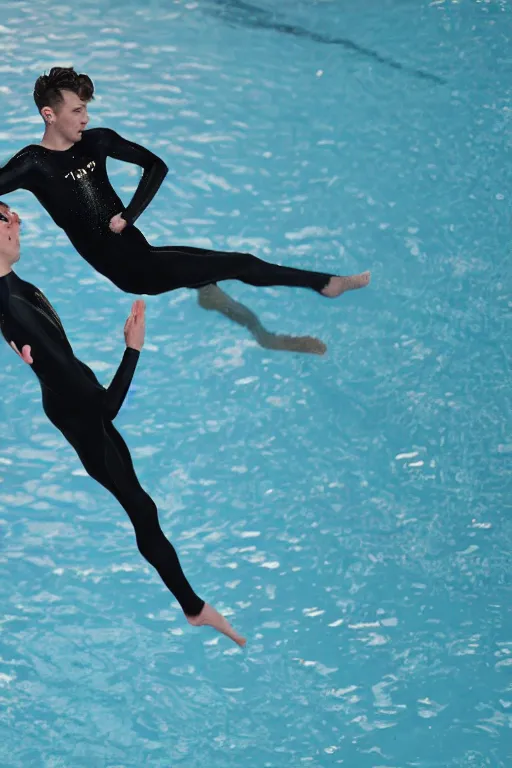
left=0, top=128, right=332, bottom=294
left=0, top=270, right=204, bottom=616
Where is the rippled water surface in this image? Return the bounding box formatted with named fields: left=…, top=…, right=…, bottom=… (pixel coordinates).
left=0, top=0, right=511, bottom=766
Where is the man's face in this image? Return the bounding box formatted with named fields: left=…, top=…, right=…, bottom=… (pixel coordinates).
left=0, top=204, right=21, bottom=265
left=47, top=90, right=90, bottom=143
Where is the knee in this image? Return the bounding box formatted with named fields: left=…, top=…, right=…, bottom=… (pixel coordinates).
left=129, top=496, right=166, bottom=561
left=136, top=526, right=169, bottom=569
left=235, top=251, right=262, bottom=278
left=128, top=492, right=158, bottom=541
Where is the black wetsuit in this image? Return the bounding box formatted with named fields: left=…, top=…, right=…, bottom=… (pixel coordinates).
left=0, top=270, right=204, bottom=616
left=0, top=128, right=332, bottom=294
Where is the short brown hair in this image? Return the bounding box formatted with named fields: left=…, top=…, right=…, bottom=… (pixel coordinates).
left=33, top=67, right=94, bottom=113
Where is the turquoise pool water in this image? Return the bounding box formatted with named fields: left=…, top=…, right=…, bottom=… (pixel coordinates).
left=0, top=0, right=511, bottom=765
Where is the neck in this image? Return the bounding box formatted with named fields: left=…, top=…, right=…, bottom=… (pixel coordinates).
left=0, top=259, right=13, bottom=278
left=40, top=128, right=75, bottom=151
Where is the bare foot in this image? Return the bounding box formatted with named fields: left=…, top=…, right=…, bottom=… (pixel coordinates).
left=321, top=271, right=371, bottom=298
left=186, top=603, right=247, bottom=647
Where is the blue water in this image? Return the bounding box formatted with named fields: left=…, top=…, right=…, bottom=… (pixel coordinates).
left=1, top=0, right=511, bottom=765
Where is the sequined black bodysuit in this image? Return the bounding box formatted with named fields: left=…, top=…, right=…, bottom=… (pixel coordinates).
left=0, top=128, right=332, bottom=294
left=0, top=270, right=204, bottom=617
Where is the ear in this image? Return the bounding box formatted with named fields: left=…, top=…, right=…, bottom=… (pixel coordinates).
left=41, top=107, right=54, bottom=123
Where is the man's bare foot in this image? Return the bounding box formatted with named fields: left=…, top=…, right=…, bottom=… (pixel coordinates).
left=186, top=603, right=247, bottom=647
left=321, top=271, right=371, bottom=298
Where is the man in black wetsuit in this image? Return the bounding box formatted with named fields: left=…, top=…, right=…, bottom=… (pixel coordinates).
left=0, top=200, right=246, bottom=647
left=0, top=67, right=370, bottom=353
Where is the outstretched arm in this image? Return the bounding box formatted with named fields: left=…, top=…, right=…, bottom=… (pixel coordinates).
left=103, top=300, right=146, bottom=420
left=104, top=128, right=168, bottom=226
left=104, top=347, right=140, bottom=420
